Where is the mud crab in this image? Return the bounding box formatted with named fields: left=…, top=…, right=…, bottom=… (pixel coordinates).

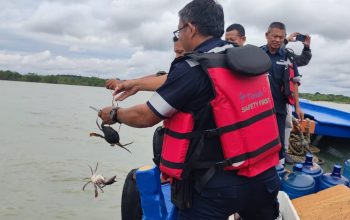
left=287, top=118, right=323, bottom=164
left=90, top=118, right=133, bottom=153
left=82, top=162, right=117, bottom=198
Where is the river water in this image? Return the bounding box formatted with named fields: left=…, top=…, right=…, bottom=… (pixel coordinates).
left=0, top=80, right=349, bottom=220
left=0, top=80, right=156, bottom=220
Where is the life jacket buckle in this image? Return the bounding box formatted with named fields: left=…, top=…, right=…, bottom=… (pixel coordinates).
left=215, top=160, right=230, bottom=169
left=204, top=128, right=220, bottom=138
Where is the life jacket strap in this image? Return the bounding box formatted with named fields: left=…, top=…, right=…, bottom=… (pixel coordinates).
left=194, top=137, right=280, bottom=192
left=206, top=108, right=276, bottom=138
left=163, top=129, right=201, bottom=139
left=221, top=138, right=280, bottom=165
left=163, top=108, right=277, bottom=180
left=164, top=108, right=275, bottom=140
left=160, top=158, right=185, bottom=170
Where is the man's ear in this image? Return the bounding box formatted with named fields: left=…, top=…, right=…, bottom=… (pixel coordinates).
left=265, top=32, right=269, bottom=39
left=188, top=23, right=196, bottom=40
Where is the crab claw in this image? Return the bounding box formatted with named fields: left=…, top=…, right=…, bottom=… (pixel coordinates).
left=90, top=133, right=104, bottom=138
left=102, top=175, right=117, bottom=187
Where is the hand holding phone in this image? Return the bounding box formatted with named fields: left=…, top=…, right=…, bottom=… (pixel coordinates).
left=296, top=34, right=306, bottom=42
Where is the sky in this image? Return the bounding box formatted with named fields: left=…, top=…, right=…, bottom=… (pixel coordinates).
left=1, top=0, right=350, bottom=96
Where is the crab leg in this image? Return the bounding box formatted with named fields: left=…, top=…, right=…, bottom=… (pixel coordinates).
left=94, top=184, right=98, bottom=198
left=82, top=181, right=92, bottom=191
left=89, top=133, right=105, bottom=139
left=96, top=118, right=102, bottom=131
left=88, top=165, right=94, bottom=175
left=116, top=142, right=133, bottom=154
left=95, top=162, right=99, bottom=173
left=96, top=184, right=104, bottom=193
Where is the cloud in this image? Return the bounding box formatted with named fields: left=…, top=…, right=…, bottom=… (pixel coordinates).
left=223, top=0, right=350, bottom=40
left=0, top=49, right=173, bottom=79
left=291, top=36, right=350, bottom=95
left=1, top=0, right=350, bottom=96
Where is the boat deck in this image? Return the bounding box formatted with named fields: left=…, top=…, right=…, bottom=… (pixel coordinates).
left=298, top=99, right=350, bottom=138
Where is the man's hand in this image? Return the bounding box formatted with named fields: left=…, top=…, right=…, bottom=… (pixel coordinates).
left=113, top=79, right=140, bottom=101
left=286, top=32, right=311, bottom=48
left=286, top=32, right=299, bottom=42
left=303, top=34, right=311, bottom=48
left=294, top=106, right=304, bottom=121
left=98, top=106, right=115, bottom=124
left=106, top=79, right=140, bottom=101
left=106, top=79, right=123, bottom=90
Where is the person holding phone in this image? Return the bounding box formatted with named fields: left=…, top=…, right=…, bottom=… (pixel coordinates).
left=261, top=22, right=302, bottom=165
left=284, top=32, right=312, bottom=67
left=283, top=32, right=312, bottom=163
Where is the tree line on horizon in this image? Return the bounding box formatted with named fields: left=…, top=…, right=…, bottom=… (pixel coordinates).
left=0, top=70, right=105, bottom=87
left=1, top=70, right=350, bottom=103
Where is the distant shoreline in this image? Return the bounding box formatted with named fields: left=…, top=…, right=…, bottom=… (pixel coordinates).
left=1, top=70, right=350, bottom=104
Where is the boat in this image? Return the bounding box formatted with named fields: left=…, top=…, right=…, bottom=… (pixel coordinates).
left=296, top=99, right=350, bottom=139
left=121, top=165, right=300, bottom=220
left=119, top=100, right=350, bottom=220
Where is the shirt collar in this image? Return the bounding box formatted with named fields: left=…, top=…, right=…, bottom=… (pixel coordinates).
left=262, top=45, right=285, bottom=56
left=194, top=37, right=226, bottom=53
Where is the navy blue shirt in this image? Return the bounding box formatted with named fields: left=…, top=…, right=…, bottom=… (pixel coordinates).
left=147, top=37, right=227, bottom=118
left=261, top=45, right=300, bottom=115
left=147, top=39, right=277, bottom=188
left=147, top=37, right=227, bottom=177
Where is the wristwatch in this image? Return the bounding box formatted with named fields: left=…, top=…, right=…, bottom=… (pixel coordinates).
left=109, top=107, right=121, bottom=123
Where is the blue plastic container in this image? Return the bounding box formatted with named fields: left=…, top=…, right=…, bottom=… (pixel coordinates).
left=343, top=159, right=350, bottom=181
left=135, top=166, right=168, bottom=220
left=281, top=163, right=316, bottom=199
left=161, top=183, right=178, bottom=220
left=302, top=153, right=323, bottom=190
left=318, top=164, right=350, bottom=191
left=276, top=163, right=286, bottom=179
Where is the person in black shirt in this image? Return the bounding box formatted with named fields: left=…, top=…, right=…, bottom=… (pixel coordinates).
left=99, top=1, right=280, bottom=219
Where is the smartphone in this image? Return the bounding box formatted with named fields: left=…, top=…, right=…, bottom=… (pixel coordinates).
left=296, top=34, right=306, bottom=42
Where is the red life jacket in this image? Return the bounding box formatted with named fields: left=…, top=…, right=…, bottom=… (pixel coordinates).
left=287, top=63, right=296, bottom=105
left=159, top=45, right=281, bottom=180
left=282, top=51, right=297, bottom=105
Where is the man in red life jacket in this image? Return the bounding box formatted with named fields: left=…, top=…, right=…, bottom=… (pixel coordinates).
left=284, top=32, right=312, bottom=163
left=99, top=0, right=280, bottom=219
left=261, top=22, right=303, bottom=165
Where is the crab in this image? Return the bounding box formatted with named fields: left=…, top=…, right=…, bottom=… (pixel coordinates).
left=90, top=119, right=133, bottom=153
left=82, top=162, right=117, bottom=198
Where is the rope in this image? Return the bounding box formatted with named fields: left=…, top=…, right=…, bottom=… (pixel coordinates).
left=286, top=118, right=324, bottom=165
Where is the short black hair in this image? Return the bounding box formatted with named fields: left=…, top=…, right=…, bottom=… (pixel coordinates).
left=179, top=0, right=224, bottom=38
left=268, top=22, right=286, bottom=32
left=226, top=23, right=245, bottom=36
